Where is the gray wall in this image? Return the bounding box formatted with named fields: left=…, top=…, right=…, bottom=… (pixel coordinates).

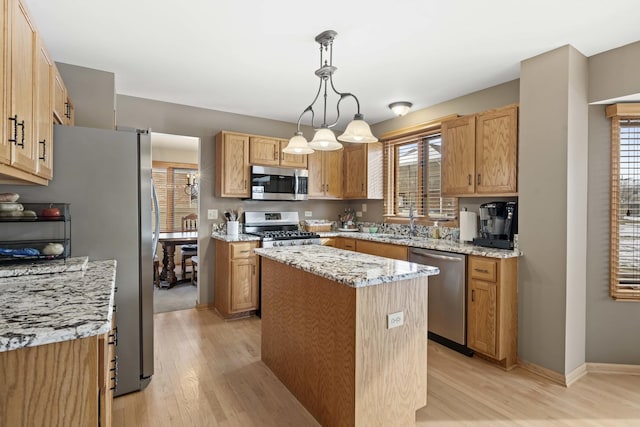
left=57, top=63, right=115, bottom=130
left=585, top=42, right=640, bottom=364
left=115, top=95, right=351, bottom=305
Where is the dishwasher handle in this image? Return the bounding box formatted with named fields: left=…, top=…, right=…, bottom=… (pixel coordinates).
left=410, top=248, right=465, bottom=262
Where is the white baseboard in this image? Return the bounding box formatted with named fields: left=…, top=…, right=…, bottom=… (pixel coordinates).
left=518, top=359, right=640, bottom=387
left=587, top=363, right=640, bottom=375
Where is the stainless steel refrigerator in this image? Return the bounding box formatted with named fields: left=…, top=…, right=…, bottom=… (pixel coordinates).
left=4, top=125, right=155, bottom=396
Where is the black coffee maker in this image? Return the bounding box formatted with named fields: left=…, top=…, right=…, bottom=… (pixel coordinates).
left=473, top=201, right=518, bottom=250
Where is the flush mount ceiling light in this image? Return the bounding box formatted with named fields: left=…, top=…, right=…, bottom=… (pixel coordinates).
left=282, top=30, right=378, bottom=154
left=388, top=101, right=413, bottom=117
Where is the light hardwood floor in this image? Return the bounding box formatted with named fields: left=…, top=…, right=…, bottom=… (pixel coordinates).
left=113, top=309, right=640, bottom=427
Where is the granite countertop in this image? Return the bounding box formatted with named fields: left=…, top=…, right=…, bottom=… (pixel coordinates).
left=0, top=256, right=89, bottom=278
left=211, top=231, right=260, bottom=243
left=255, top=245, right=439, bottom=288
left=0, top=259, right=117, bottom=352
left=317, top=232, right=521, bottom=259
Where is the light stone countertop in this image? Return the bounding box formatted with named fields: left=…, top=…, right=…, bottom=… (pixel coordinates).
left=0, top=256, right=89, bottom=278
left=255, top=245, right=439, bottom=288
left=317, top=232, right=522, bottom=258
left=0, top=259, right=117, bottom=352
left=211, top=232, right=260, bottom=243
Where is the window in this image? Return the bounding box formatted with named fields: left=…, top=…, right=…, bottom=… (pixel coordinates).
left=382, top=119, right=458, bottom=225
left=152, top=161, right=198, bottom=232
left=607, top=103, right=640, bottom=300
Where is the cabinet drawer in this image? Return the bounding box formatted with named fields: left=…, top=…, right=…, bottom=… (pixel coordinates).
left=341, top=238, right=356, bottom=251
left=469, top=257, right=497, bottom=282
left=230, top=242, right=254, bottom=259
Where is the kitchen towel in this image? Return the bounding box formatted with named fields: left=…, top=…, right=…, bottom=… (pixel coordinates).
left=459, top=211, right=478, bottom=242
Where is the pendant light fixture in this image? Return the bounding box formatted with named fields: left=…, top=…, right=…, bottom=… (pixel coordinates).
left=282, top=30, right=377, bottom=155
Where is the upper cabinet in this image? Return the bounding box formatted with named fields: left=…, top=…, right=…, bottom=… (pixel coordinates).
left=249, top=136, right=307, bottom=169
left=53, top=65, right=74, bottom=126
left=342, top=142, right=383, bottom=200
left=215, top=131, right=251, bottom=198
left=308, top=149, right=343, bottom=199
left=34, top=35, right=53, bottom=180
left=442, top=104, right=518, bottom=197
left=0, top=0, right=72, bottom=185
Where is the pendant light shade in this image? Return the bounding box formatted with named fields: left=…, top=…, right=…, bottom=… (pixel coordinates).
left=308, top=127, right=343, bottom=151
left=283, top=132, right=314, bottom=154
left=338, top=115, right=378, bottom=143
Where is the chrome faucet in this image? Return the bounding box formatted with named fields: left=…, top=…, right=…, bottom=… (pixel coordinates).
left=409, top=203, right=416, bottom=237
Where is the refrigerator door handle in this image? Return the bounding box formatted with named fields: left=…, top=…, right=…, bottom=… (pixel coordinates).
left=151, top=178, right=160, bottom=255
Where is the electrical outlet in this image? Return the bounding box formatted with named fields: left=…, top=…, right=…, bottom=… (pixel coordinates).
left=305, top=211, right=313, bottom=217
left=356, top=211, right=363, bottom=218
left=387, top=311, right=404, bottom=329
left=362, top=203, right=367, bottom=213
left=207, top=209, right=218, bottom=220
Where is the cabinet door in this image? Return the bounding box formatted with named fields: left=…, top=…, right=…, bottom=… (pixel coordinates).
left=323, top=149, right=343, bottom=198
left=307, top=151, right=325, bottom=198
left=343, top=144, right=366, bottom=199
left=9, top=0, right=37, bottom=174
left=53, top=66, right=66, bottom=125
left=475, top=106, right=518, bottom=194
left=0, top=1, right=8, bottom=164
left=355, top=240, right=408, bottom=261
left=230, top=258, right=258, bottom=312
left=442, top=115, right=476, bottom=196
left=467, top=278, right=497, bottom=357
left=279, top=139, right=307, bottom=168
left=220, top=133, right=250, bottom=197
left=34, top=37, right=53, bottom=180
left=249, top=136, right=279, bottom=166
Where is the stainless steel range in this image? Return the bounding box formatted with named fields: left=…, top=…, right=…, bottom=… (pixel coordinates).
left=244, top=211, right=321, bottom=248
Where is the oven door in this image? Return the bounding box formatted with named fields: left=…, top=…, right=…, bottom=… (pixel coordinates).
left=251, top=166, right=308, bottom=200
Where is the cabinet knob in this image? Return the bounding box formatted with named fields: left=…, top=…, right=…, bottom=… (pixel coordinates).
left=472, top=289, right=475, bottom=302
left=17, top=120, right=25, bottom=148
left=468, top=174, right=472, bottom=186
left=477, top=174, right=481, bottom=185
left=8, top=115, right=17, bottom=145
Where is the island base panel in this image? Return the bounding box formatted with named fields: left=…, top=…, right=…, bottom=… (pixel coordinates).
left=261, top=258, right=428, bottom=427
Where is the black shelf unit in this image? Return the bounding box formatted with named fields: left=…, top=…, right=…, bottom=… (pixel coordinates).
left=0, top=203, right=71, bottom=263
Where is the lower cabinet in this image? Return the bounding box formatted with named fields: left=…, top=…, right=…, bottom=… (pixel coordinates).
left=214, top=240, right=259, bottom=318
left=0, top=333, right=112, bottom=426
left=335, top=237, right=356, bottom=251
left=355, top=240, right=408, bottom=261
left=467, top=255, right=518, bottom=370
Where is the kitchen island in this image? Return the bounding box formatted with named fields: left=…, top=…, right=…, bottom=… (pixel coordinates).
left=255, top=245, right=439, bottom=427
left=0, top=259, right=117, bottom=427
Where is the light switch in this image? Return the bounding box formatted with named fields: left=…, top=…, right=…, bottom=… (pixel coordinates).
left=362, top=203, right=367, bottom=212
left=356, top=211, right=363, bottom=217
left=305, top=211, right=313, bottom=217
left=207, top=209, right=218, bottom=220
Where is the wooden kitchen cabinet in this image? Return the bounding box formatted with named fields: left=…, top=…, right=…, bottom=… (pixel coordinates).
left=0, top=0, right=65, bottom=185
left=467, top=255, right=518, bottom=370
left=52, top=65, right=74, bottom=126
left=342, top=142, right=383, bottom=199
left=335, top=237, right=356, bottom=251
left=355, top=240, right=408, bottom=261
left=215, top=131, right=251, bottom=198
left=442, top=104, right=518, bottom=196
left=0, top=334, right=112, bottom=426
left=214, top=240, right=260, bottom=318
left=34, top=35, right=53, bottom=180
left=249, top=136, right=308, bottom=169
left=98, top=317, right=116, bottom=427
left=249, top=136, right=280, bottom=166
left=5, top=0, right=37, bottom=176
left=308, top=149, right=343, bottom=199
left=278, top=139, right=307, bottom=168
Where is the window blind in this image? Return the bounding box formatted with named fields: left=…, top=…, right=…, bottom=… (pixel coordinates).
left=611, top=117, right=640, bottom=299
left=152, top=163, right=197, bottom=233
left=383, top=131, right=458, bottom=223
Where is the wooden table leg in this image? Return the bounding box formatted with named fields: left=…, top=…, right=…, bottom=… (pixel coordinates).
left=165, top=243, right=177, bottom=287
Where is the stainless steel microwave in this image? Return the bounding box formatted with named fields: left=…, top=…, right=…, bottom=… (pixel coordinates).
left=251, top=165, right=308, bottom=201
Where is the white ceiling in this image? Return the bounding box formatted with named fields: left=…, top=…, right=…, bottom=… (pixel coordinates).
left=25, top=0, right=640, bottom=128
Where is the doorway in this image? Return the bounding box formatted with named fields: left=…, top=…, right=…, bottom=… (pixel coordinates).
left=151, top=132, right=200, bottom=313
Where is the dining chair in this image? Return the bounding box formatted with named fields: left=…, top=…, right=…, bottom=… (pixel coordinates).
left=180, top=213, right=198, bottom=280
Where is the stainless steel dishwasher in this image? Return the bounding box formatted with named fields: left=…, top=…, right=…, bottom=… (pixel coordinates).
left=409, top=248, right=472, bottom=356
